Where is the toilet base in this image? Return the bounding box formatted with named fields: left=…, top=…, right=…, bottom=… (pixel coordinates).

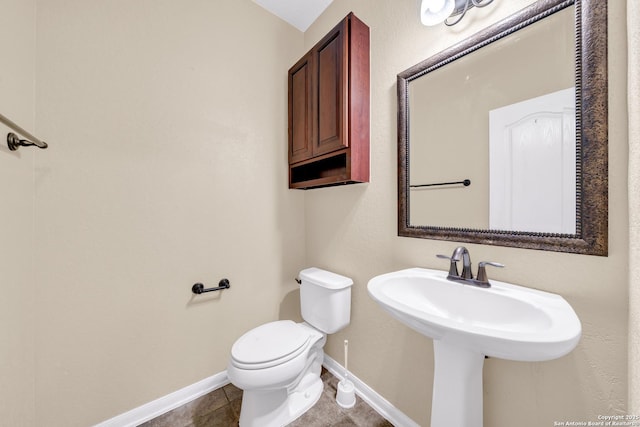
left=238, top=373, right=323, bottom=427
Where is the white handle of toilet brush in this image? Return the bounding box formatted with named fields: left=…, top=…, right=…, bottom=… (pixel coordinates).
left=344, top=339, right=349, bottom=379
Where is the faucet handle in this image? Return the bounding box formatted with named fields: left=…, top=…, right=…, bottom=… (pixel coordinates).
left=436, top=254, right=459, bottom=277
left=476, top=261, right=505, bottom=284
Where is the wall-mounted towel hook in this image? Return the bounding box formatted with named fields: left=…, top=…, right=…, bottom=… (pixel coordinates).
left=192, top=278, right=230, bottom=294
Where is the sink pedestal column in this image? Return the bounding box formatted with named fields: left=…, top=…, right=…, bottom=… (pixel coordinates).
left=431, top=340, right=485, bottom=427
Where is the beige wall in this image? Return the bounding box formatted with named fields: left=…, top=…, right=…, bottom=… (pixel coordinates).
left=305, top=1, right=629, bottom=426
left=0, top=0, right=37, bottom=425
left=628, top=0, right=639, bottom=415
left=31, top=0, right=305, bottom=425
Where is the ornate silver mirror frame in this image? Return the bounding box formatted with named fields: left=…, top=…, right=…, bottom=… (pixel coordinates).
left=397, top=0, right=608, bottom=255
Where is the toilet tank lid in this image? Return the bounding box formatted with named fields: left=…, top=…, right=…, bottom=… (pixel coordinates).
left=299, top=267, right=353, bottom=290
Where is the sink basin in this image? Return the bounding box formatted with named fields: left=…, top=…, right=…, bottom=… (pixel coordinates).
left=367, top=267, right=581, bottom=361
left=367, top=268, right=581, bottom=427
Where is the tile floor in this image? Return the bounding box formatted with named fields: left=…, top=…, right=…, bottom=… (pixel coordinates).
left=140, top=368, right=394, bottom=427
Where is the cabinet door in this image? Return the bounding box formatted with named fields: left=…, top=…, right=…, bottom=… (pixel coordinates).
left=288, top=53, right=314, bottom=164
left=313, top=18, right=349, bottom=157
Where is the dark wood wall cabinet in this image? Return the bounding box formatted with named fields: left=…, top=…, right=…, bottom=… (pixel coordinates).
left=288, top=13, right=370, bottom=189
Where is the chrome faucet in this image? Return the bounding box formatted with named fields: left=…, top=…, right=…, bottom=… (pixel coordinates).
left=437, top=246, right=504, bottom=288
left=452, top=246, right=473, bottom=279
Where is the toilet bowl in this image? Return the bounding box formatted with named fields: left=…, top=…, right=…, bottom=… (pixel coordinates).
left=228, top=321, right=326, bottom=426
left=227, top=268, right=353, bottom=427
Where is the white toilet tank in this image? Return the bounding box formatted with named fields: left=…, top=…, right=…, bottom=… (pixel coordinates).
left=299, top=267, right=353, bottom=334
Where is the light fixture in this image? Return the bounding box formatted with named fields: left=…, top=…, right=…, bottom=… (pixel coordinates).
left=420, top=0, right=495, bottom=26
left=420, top=0, right=455, bottom=26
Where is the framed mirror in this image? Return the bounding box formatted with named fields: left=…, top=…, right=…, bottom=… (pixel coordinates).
left=397, top=0, right=608, bottom=255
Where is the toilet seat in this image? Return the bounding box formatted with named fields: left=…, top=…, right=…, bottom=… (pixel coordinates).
left=231, top=320, right=312, bottom=370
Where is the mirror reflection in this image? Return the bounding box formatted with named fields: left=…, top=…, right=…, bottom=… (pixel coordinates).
left=398, top=0, right=608, bottom=256
left=408, top=5, right=576, bottom=233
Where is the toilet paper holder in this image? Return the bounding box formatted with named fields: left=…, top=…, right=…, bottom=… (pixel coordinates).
left=192, top=278, right=230, bottom=294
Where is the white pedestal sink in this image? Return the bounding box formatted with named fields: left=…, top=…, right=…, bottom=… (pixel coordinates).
left=367, top=268, right=581, bottom=427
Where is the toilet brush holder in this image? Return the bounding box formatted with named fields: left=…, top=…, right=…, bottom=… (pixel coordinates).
left=336, top=379, right=356, bottom=409
left=336, top=339, right=356, bottom=408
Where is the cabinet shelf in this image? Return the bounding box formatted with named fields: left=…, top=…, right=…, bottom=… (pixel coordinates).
left=290, top=150, right=368, bottom=189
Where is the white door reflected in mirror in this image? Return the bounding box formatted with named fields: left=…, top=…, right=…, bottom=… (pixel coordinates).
left=489, top=87, right=576, bottom=234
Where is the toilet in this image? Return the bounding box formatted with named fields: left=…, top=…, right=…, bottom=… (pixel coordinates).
left=227, top=267, right=353, bottom=427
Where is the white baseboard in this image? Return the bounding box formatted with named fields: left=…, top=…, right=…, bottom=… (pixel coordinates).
left=94, top=371, right=229, bottom=427
left=95, top=357, right=419, bottom=427
left=323, top=354, right=420, bottom=427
